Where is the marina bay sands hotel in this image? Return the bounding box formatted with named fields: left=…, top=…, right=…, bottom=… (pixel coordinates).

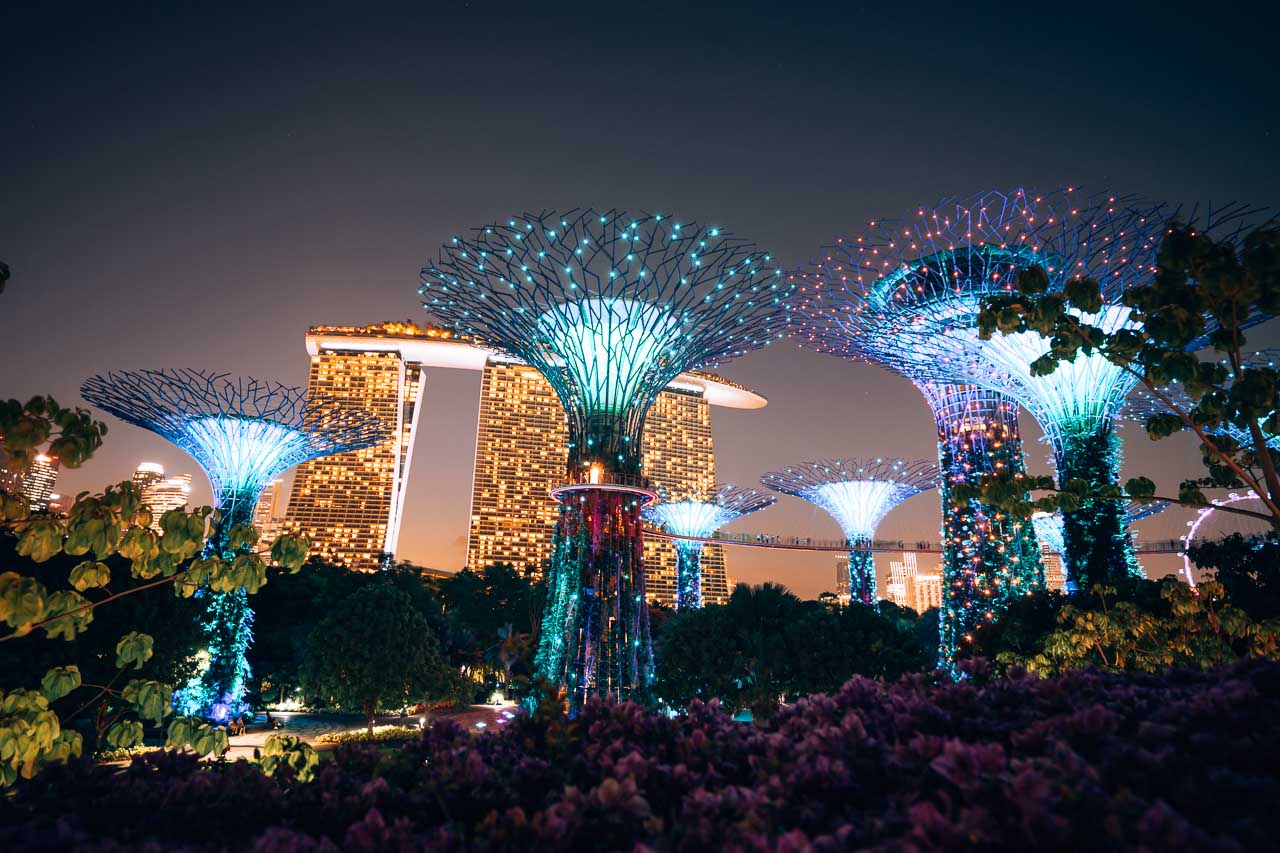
left=281, top=321, right=767, bottom=607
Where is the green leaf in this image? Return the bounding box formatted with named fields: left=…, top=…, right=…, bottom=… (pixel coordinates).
left=0, top=572, right=49, bottom=634
left=271, top=533, right=310, bottom=573
left=115, top=631, right=154, bottom=670
left=104, top=720, right=144, bottom=751
left=123, top=679, right=171, bottom=725
left=40, top=665, right=81, bottom=701
left=16, top=519, right=63, bottom=563
left=166, top=716, right=227, bottom=757
left=41, top=590, right=92, bottom=640
left=68, top=560, right=112, bottom=592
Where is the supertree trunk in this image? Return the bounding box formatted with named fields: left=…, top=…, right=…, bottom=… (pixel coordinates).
left=673, top=540, right=704, bottom=611
left=174, top=488, right=259, bottom=722
left=1055, top=427, right=1140, bottom=589
left=925, top=384, right=1045, bottom=672
left=535, top=488, right=653, bottom=712
left=847, top=535, right=876, bottom=605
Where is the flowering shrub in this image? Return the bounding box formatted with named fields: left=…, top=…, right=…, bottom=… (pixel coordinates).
left=3, top=662, right=1278, bottom=849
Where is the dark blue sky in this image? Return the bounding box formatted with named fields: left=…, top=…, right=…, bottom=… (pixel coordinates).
left=3, top=1, right=1277, bottom=594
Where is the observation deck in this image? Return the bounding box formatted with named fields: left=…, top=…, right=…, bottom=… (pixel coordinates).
left=306, top=322, right=767, bottom=409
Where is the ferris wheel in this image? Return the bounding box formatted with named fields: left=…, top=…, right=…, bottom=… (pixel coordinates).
left=1181, top=491, right=1270, bottom=586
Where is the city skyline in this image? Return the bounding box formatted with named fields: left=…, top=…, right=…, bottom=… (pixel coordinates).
left=5, top=4, right=1276, bottom=598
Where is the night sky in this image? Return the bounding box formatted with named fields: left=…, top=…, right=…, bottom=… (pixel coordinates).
left=4, top=2, right=1278, bottom=597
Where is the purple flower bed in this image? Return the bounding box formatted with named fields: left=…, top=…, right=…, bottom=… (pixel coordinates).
left=4, top=662, right=1279, bottom=850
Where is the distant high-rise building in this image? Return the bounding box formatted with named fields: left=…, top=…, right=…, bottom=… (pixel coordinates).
left=45, top=493, right=69, bottom=516
left=835, top=556, right=851, bottom=605
left=284, top=322, right=480, bottom=571
left=913, top=573, right=943, bottom=612
left=23, top=454, right=59, bottom=512
left=283, top=321, right=764, bottom=582
left=884, top=552, right=941, bottom=613
left=1041, top=546, right=1067, bottom=592
left=142, top=474, right=192, bottom=530
left=465, top=360, right=749, bottom=607
left=132, top=462, right=166, bottom=494
left=252, top=478, right=284, bottom=552
left=886, top=553, right=918, bottom=609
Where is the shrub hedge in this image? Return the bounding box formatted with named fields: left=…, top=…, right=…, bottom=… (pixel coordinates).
left=3, top=661, right=1277, bottom=850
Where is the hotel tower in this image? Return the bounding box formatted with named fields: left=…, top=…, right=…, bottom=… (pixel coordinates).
left=285, top=322, right=764, bottom=605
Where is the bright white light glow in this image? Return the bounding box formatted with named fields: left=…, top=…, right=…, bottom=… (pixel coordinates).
left=1031, top=511, right=1066, bottom=556
left=966, top=305, right=1138, bottom=449
left=183, top=415, right=313, bottom=509
left=645, top=500, right=739, bottom=539
left=538, top=298, right=680, bottom=414
left=810, top=480, right=921, bottom=539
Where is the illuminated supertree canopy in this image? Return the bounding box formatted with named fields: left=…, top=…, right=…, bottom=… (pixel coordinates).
left=642, top=485, right=775, bottom=611
left=420, top=209, right=794, bottom=710
left=761, top=458, right=936, bottom=605
left=1126, top=350, right=1280, bottom=452
left=794, top=187, right=1167, bottom=594
left=81, top=369, right=384, bottom=721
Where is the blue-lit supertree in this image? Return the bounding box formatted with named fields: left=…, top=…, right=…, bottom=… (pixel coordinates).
left=420, top=209, right=794, bottom=709
left=81, top=369, right=384, bottom=721
left=797, top=188, right=1172, bottom=595
left=643, top=485, right=775, bottom=611
left=791, top=189, right=1062, bottom=667
left=761, top=458, right=936, bottom=605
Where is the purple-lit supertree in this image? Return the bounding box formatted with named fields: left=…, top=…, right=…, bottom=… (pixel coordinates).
left=760, top=458, right=937, bottom=605
left=643, top=485, right=775, bottom=611
left=791, top=189, right=1066, bottom=668
left=81, top=369, right=384, bottom=721
left=795, top=189, right=1172, bottom=605
left=420, top=209, right=794, bottom=709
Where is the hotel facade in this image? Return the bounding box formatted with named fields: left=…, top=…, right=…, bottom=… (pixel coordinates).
left=284, top=322, right=763, bottom=606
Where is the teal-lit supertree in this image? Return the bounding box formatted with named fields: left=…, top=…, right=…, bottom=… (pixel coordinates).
left=420, top=209, right=793, bottom=710
left=643, top=485, right=775, bottom=611
left=791, top=189, right=1060, bottom=669
left=1034, top=499, right=1170, bottom=589
left=796, top=188, right=1174, bottom=597
left=81, top=369, right=384, bottom=721
left=761, top=458, right=936, bottom=604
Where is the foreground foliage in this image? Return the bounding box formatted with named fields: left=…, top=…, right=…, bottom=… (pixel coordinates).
left=5, top=662, right=1277, bottom=850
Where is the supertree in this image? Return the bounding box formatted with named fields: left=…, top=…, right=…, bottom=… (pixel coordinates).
left=791, top=190, right=1062, bottom=668
left=81, top=369, right=384, bottom=721
left=1033, top=500, right=1170, bottom=587
left=420, top=209, right=793, bottom=709
left=760, top=458, right=937, bottom=605
left=642, top=485, right=775, bottom=611
left=794, top=188, right=1174, bottom=598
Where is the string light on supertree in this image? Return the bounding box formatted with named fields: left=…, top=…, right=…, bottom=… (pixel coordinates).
left=797, top=188, right=1176, bottom=595
left=420, top=209, right=794, bottom=710
left=81, top=369, right=385, bottom=721
left=642, top=485, right=775, bottom=611
left=791, top=189, right=1061, bottom=669
left=760, top=458, right=937, bottom=605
